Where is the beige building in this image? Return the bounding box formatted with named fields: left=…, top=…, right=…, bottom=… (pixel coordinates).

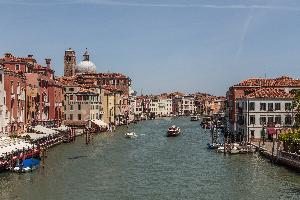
left=64, top=85, right=102, bottom=126
left=150, top=97, right=172, bottom=117
left=102, top=89, right=115, bottom=125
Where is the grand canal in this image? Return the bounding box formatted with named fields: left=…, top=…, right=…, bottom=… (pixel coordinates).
left=1, top=117, right=300, bottom=200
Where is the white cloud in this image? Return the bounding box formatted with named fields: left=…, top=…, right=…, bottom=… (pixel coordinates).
left=1, top=0, right=300, bottom=11
left=234, top=11, right=254, bottom=64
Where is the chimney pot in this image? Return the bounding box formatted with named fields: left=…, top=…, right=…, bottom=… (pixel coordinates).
left=45, top=58, right=51, bottom=68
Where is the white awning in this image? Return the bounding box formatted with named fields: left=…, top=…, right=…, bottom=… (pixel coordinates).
left=92, top=119, right=108, bottom=128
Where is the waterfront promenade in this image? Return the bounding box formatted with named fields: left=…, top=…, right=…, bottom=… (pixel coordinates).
left=251, top=140, right=300, bottom=171
left=1, top=117, right=300, bottom=200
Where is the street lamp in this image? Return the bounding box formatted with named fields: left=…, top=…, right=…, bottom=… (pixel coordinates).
left=261, top=123, right=266, bottom=145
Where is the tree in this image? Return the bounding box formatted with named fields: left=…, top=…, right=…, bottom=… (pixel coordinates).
left=292, top=90, right=300, bottom=128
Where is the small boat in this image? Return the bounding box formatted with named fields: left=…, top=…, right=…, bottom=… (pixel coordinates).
left=191, top=115, right=199, bottom=121
left=13, top=158, right=40, bottom=173
left=229, top=146, right=240, bottom=154
left=216, top=146, right=225, bottom=153
left=207, top=143, right=219, bottom=149
left=167, top=125, right=181, bottom=137
left=124, top=132, right=137, bottom=138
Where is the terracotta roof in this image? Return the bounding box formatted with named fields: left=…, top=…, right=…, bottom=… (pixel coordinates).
left=244, top=88, right=294, bottom=99
left=56, top=76, right=78, bottom=86
left=77, top=87, right=97, bottom=94
left=235, top=76, right=300, bottom=87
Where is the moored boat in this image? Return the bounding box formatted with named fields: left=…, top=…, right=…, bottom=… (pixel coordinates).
left=13, top=158, right=40, bottom=173
left=207, top=143, right=219, bottom=149
left=167, top=125, right=181, bottom=137
left=229, top=146, right=240, bottom=154
left=191, top=115, right=199, bottom=121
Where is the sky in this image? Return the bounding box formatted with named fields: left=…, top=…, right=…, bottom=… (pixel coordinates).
left=1, top=0, right=300, bottom=96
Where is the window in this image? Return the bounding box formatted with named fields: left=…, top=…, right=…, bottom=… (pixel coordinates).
left=70, top=105, right=73, bottom=111
left=78, top=104, right=81, bottom=110
left=260, top=103, right=266, bottom=111
left=260, top=116, right=266, bottom=125
left=0, top=74, right=2, bottom=83
left=275, top=116, right=281, bottom=124
left=268, top=116, right=274, bottom=123
left=69, top=88, right=74, bottom=92
left=275, top=103, right=281, bottom=111
left=268, top=103, right=273, bottom=111
left=78, top=114, right=81, bottom=120
left=249, top=102, right=255, bottom=111
left=285, top=115, right=292, bottom=125
left=15, top=64, right=20, bottom=71
left=70, top=114, right=73, bottom=120
left=77, top=95, right=82, bottom=101
left=250, top=115, right=255, bottom=125
left=70, top=95, right=74, bottom=101
left=285, top=103, right=292, bottom=111
left=250, top=130, right=255, bottom=138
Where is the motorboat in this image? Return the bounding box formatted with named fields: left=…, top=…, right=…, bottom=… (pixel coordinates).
left=229, top=143, right=241, bottom=154
left=13, top=158, right=40, bottom=173
left=191, top=115, right=199, bottom=121
left=229, top=146, right=240, bottom=154
left=167, top=125, right=181, bottom=137
left=124, top=132, right=137, bottom=138
left=207, top=143, right=219, bottom=149
left=216, top=145, right=225, bottom=153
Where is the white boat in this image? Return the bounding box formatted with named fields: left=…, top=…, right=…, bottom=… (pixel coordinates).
left=229, top=146, right=240, bottom=154
left=191, top=115, right=199, bottom=121
left=167, top=125, right=181, bottom=137
left=216, top=146, right=225, bottom=153
left=124, top=132, right=137, bottom=138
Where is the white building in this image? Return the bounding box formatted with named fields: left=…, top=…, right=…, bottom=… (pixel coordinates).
left=0, top=66, right=8, bottom=133
left=150, top=97, right=172, bottom=117
left=236, top=88, right=294, bottom=141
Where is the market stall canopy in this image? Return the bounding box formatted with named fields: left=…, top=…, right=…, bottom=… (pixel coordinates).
left=53, top=125, right=70, bottom=132
left=0, top=137, right=33, bottom=157
left=30, top=125, right=58, bottom=135
left=92, top=119, right=108, bottom=128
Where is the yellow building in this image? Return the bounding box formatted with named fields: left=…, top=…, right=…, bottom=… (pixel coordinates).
left=102, top=89, right=115, bottom=125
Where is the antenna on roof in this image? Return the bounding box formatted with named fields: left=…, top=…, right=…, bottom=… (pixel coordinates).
left=141, top=88, right=143, bottom=96
left=264, top=73, right=267, bottom=79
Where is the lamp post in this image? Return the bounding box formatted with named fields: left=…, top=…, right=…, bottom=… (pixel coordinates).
left=261, top=123, right=266, bottom=145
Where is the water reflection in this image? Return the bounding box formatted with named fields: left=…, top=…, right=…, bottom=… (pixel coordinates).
left=0, top=117, right=300, bottom=200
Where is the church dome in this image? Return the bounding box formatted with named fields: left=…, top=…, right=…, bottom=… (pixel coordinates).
left=75, top=50, right=97, bottom=74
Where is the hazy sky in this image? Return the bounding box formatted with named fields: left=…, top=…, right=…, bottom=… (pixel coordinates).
left=1, top=0, right=300, bottom=96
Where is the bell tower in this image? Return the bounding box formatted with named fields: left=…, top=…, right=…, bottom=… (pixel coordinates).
left=64, top=48, right=76, bottom=76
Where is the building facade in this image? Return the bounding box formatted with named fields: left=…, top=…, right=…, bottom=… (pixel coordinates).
left=0, top=65, right=8, bottom=134
left=226, top=76, right=300, bottom=133
left=236, top=88, right=294, bottom=141
left=173, top=95, right=196, bottom=116
left=64, top=85, right=102, bottom=124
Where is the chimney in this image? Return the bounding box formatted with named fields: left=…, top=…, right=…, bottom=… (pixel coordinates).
left=4, top=53, right=12, bottom=58
left=45, top=58, right=51, bottom=68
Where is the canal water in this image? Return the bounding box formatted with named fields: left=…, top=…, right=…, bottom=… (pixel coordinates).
left=1, top=117, right=300, bottom=200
